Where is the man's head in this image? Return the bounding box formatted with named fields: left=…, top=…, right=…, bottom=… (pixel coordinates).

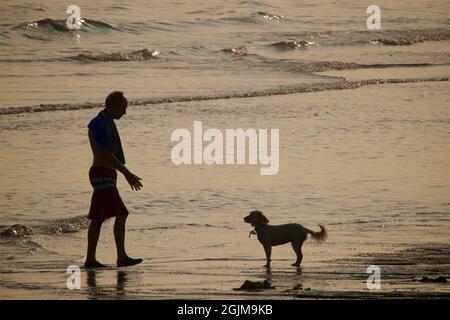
left=105, top=91, right=127, bottom=119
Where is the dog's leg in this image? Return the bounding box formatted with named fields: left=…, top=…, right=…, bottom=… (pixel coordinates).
left=291, top=241, right=303, bottom=267
left=263, top=244, right=271, bottom=268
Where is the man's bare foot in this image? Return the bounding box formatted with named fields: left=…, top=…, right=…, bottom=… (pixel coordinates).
left=84, top=261, right=106, bottom=268
left=117, top=257, right=143, bottom=267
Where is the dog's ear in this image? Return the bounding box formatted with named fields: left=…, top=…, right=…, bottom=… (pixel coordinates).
left=259, top=212, right=269, bottom=224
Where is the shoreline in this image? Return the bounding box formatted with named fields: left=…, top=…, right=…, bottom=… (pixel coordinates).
left=0, top=242, right=448, bottom=299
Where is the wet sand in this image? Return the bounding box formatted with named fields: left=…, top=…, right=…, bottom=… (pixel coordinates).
left=1, top=242, right=448, bottom=299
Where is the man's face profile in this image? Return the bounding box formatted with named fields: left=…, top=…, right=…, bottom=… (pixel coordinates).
left=111, top=102, right=127, bottom=119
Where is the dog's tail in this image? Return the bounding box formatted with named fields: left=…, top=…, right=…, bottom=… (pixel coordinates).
left=306, top=225, right=327, bottom=243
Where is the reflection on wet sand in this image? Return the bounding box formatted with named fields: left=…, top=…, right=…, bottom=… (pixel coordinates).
left=86, top=270, right=129, bottom=298
left=233, top=266, right=304, bottom=292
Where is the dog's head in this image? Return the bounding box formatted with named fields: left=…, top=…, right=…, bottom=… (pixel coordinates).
left=243, top=210, right=269, bottom=227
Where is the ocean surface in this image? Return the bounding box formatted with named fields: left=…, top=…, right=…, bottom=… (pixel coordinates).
left=1, top=0, right=450, bottom=111
left=0, top=0, right=449, bottom=299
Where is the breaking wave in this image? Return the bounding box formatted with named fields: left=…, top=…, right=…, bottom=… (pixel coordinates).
left=73, top=49, right=160, bottom=62
left=222, top=47, right=249, bottom=55
left=372, top=29, right=450, bottom=45
left=0, top=215, right=89, bottom=238
left=269, top=40, right=315, bottom=50
left=0, top=215, right=89, bottom=257
left=14, top=18, right=117, bottom=33
left=1, top=75, right=447, bottom=115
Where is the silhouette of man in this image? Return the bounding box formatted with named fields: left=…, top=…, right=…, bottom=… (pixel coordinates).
left=85, top=91, right=143, bottom=268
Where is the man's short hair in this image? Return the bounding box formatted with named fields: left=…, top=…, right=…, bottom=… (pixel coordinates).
left=105, top=91, right=127, bottom=108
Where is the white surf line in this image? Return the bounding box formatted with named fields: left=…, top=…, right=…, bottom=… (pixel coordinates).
left=0, top=77, right=448, bottom=116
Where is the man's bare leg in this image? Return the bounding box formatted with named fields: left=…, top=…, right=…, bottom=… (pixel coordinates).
left=114, top=215, right=142, bottom=267
left=114, top=215, right=127, bottom=260
left=85, top=219, right=106, bottom=268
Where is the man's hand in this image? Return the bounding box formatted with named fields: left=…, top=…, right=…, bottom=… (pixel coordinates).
left=124, top=171, right=143, bottom=191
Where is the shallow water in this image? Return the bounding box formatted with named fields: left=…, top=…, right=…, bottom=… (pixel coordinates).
left=0, top=0, right=450, bottom=299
